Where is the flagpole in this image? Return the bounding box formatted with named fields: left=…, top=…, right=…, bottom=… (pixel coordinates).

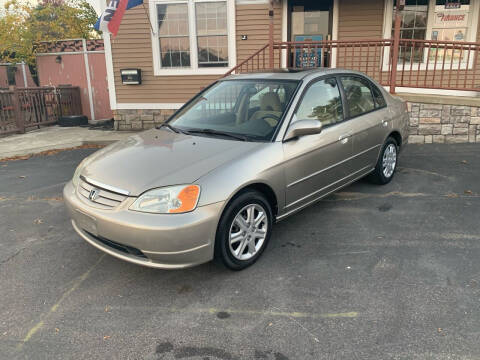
left=142, top=3, right=156, bottom=35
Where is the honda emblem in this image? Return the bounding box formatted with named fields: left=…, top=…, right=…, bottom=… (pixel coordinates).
left=89, top=188, right=100, bottom=201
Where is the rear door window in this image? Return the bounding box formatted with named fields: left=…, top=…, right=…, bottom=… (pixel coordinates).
left=371, top=83, right=386, bottom=108
left=340, top=76, right=376, bottom=118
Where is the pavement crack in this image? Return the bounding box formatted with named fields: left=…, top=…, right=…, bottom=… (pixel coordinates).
left=0, top=246, right=28, bottom=266
left=327, top=191, right=479, bottom=201
left=0, top=236, right=55, bottom=267
left=397, top=166, right=453, bottom=180
left=271, top=306, right=321, bottom=344
left=328, top=191, right=428, bottom=201
left=16, top=254, right=105, bottom=350
left=0, top=196, right=63, bottom=203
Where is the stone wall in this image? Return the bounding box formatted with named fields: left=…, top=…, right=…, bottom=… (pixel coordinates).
left=407, top=103, right=480, bottom=144
left=113, top=109, right=175, bottom=131
left=113, top=103, right=480, bottom=144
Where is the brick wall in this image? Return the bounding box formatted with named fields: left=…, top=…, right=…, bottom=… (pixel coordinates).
left=407, top=103, right=480, bottom=144
left=113, top=109, right=175, bottom=131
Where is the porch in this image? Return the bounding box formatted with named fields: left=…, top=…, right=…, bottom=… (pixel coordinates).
left=221, top=36, right=480, bottom=144
left=107, top=0, right=479, bottom=142
left=225, top=38, right=480, bottom=95
left=227, top=0, right=480, bottom=95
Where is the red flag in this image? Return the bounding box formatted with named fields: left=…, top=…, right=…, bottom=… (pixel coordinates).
left=108, top=0, right=128, bottom=37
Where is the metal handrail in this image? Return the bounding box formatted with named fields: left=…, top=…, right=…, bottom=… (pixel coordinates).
left=223, top=38, right=480, bottom=93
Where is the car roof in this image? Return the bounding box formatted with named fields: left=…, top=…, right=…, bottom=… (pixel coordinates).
left=222, top=68, right=366, bottom=81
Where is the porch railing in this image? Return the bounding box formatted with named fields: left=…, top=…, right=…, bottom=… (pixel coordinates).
left=395, top=39, right=479, bottom=91
left=225, top=38, right=480, bottom=93
left=0, top=86, right=82, bottom=136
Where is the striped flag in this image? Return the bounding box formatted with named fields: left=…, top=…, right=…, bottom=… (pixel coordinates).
left=94, top=0, right=143, bottom=36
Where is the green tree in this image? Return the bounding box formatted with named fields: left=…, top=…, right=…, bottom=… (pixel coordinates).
left=0, top=1, right=30, bottom=64
left=0, top=0, right=100, bottom=66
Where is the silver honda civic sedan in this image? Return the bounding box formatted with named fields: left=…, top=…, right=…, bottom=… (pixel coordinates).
left=64, top=69, right=409, bottom=270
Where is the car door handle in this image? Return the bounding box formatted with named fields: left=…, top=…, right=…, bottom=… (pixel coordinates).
left=382, top=120, right=389, bottom=127
left=338, top=134, right=351, bottom=144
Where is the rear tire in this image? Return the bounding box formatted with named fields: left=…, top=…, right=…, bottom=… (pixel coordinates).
left=369, top=137, right=398, bottom=185
left=215, top=191, right=273, bottom=271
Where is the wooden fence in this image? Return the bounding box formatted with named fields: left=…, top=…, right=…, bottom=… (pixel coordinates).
left=0, top=86, right=82, bottom=135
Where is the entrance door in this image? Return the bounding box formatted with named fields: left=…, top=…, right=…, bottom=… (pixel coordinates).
left=288, top=0, right=333, bottom=68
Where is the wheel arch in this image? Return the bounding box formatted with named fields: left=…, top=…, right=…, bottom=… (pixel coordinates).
left=388, top=130, right=402, bottom=148
left=221, top=182, right=279, bottom=221
left=374, top=131, right=403, bottom=168
left=213, top=181, right=279, bottom=266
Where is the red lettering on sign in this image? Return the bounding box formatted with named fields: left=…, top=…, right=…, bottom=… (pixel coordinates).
left=437, top=13, right=466, bottom=22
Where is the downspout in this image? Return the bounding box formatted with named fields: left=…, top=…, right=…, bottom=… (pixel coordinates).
left=21, top=61, right=28, bottom=87
left=82, top=39, right=96, bottom=121
left=269, top=0, right=274, bottom=69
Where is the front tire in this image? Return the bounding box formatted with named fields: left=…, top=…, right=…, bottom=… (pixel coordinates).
left=215, top=191, right=273, bottom=270
left=369, top=137, right=398, bottom=185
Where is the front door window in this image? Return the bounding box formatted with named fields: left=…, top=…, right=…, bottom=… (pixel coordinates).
left=295, top=78, right=343, bottom=127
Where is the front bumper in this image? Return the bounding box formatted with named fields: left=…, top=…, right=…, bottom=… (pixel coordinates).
left=63, top=181, right=224, bottom=269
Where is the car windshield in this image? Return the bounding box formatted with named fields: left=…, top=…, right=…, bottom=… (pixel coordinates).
left=168, top=79, right=300, bottom=141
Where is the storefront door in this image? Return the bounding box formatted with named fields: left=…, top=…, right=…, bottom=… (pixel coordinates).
left=288, top=0, right=334, bottom=67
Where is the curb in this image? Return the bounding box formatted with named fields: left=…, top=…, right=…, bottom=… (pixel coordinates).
left=0, top=140, right=117, bottom=162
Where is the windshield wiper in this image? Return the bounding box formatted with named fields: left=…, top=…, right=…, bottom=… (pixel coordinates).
left=186, top=128, right=248, bottom=141
left=158, top=123, right=190, bottom=135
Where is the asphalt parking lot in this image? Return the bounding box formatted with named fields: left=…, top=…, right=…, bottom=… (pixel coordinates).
left=1, top=143, right=479, bottom=360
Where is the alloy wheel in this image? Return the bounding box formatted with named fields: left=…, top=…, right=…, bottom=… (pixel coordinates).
left=382, top=143, right=397, bottom=178
left=228, top=204, right=268, bottom=261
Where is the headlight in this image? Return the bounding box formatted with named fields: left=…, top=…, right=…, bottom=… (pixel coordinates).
left=72, top=159, right=87, bottom=187
left=130, top=185, right=200, bottom=214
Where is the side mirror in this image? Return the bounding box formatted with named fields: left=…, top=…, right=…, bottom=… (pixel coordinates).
left=284, top=119, right=323, bottom=141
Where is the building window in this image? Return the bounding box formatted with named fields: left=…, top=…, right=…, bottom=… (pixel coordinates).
left=432, top=0, right=471, bottom=42
left=392, top=0, right=429, bottom=61
left=383, top=0, right=479, bottom=67
left=392, top=0, right=429, bottom=41
left=151, top=0, right=234, bottom=75
left=196, top=2, right=228, bottom=67
left=157, top=3, right=191, bottom=68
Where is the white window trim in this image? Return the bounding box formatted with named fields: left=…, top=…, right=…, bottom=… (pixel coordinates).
left=382, top=0, right=480, bottom=71
left=150, top=0, right=236, bottom=76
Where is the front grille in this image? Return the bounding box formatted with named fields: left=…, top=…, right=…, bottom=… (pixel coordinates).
left=86, top=231, right=147, bottom=259
left=78, top=179, right=127, bottom=209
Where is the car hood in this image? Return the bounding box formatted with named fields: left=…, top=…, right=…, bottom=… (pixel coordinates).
left=81, top=128, right=263, bottom=196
